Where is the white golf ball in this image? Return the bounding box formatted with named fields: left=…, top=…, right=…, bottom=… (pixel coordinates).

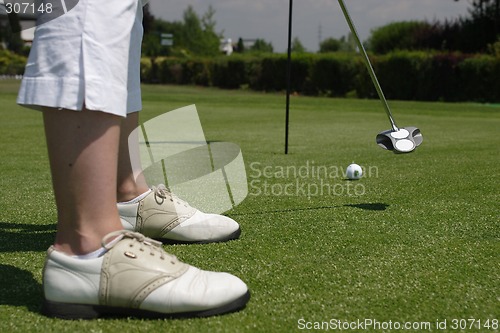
left=346, top=163, right=363, bottom=180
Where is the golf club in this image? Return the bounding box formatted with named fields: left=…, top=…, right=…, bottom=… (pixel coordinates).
left=337, top=0, right=423, bottom=153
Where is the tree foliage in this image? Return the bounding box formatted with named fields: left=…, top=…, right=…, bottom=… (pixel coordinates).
left=368, top=21, right=434, bottom=54
left=250, top=39, right=274, bottom=53
left=364, top=1, right=499, bottom=54
left=319, top=35, right=356, bottom=53
left=142, top=5, right=221, bottom=57
left=455, top=0, right=500, bottom=23
left=454, top=0, right=500, bottom=51
left=319, top=38, right=341, bottom=53
left=0, top=12, right=24, bottom=53
left=235, top=38, right=245, bottom=53
left=291, top=37, right=306, bottom=53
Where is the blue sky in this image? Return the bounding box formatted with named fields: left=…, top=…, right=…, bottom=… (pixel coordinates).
left=149, top=0, right=471, bottom=52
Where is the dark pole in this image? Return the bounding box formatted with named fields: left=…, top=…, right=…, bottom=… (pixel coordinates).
left=285, top=0, right=293, bottom=154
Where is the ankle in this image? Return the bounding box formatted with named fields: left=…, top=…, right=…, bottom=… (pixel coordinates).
left=117, top=184, right=150, bottom=202
left=54, top=221, right=123, bottom=256
left=118, top=189, right=151, bottom=204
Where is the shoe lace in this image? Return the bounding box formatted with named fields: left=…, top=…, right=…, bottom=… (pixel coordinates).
left=102, top=230, right=177, bottom=263
left=151, top=184, right=189, bottom=208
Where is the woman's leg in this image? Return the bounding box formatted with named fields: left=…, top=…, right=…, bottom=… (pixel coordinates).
left=116, top=111, right=150, bottom=202
left=115, top=111, right=241, bottom=244
left=43, top=107, right=123, bottom=255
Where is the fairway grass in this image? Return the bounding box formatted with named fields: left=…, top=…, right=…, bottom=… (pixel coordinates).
left=0, top=80, right=499, bottom=332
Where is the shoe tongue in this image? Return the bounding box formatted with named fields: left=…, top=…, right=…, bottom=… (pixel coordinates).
left=105, top=235, right=123, bottom=248
left=102, top=230, right=130, bottom=249
left=103, top=230, right=165, bottom=251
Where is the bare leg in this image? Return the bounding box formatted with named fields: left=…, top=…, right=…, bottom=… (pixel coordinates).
left=114, top=112, right=241, bottom=244
left=116, top=111, right=149, bottom=202
left=43, top=108, right=123, bottom=256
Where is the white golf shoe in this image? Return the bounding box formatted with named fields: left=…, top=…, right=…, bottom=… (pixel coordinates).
left=118, top=185, right=241, bottom=244
left=42, top=230, right=250, bottom=319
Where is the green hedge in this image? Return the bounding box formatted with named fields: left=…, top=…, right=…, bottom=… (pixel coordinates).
left=212, top=56, right=252, bottom=89
left=459, top=55, right=500, bottom=103
left=306, top=54, right=360, bottom=97
left=145, top=52, right=500, bottom=102
left=0, top=49, right=26, bottom=75
left=1, top=49, right=498, bottom=102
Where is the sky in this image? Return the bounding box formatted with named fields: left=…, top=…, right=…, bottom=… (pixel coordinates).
left=148, top=0, right=471, bottom=52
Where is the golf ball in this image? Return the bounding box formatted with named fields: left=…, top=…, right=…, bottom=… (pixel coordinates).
left=346, top=163, right=363, bottom=180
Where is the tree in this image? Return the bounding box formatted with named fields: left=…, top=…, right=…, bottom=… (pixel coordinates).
left=343, top=33, right=358, bottom=52
left=291, top=37, right=306, bottom=53
left=319, top=35, right=357, bottom=53
left=3, top=12, right=24, bottom=54
left=0, top=22, right=5, bottom=49
left=200, top=5, right=222, bottom=56
left=453, top=0, right=500, bottom=51
left=180, top=5, right=220, bottom=56
left=319, top=38, right=341, bottom=53
left=368, top=21, right=433, bottom=54
left=454, top=0, right=499, bottom=22
left=201, top=5, right=217, bottom=34
left=141, top=5, right=222, bottom=57
left=142, top=15, right=182, bottom=57
left=250, top=39, right=273, bottom=53
left=142, top=4, right=155, bottom=35
left=182, top=6, right=206, bottom=55
left=235, top=37, right=245, bottom=53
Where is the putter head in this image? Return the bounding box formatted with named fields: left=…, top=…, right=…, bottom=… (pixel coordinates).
left=376, top=126, right=423, bottom=153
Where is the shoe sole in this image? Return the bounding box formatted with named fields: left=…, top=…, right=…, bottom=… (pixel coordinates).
left=42, top=290, right=250, bottom=320
left=160, top=227, right=241, bottom=245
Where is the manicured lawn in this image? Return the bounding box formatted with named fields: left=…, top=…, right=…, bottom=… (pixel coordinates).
left=0, top=79, right=498, bottom=332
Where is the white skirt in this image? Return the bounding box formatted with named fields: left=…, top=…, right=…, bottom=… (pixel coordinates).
left=17, top=0, right=146, bottom=117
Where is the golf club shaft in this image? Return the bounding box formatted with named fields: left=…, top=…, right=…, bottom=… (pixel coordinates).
left=337, top=0, right=399, bottom=132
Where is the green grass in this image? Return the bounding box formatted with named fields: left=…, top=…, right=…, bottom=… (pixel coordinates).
left=0, top=79, right=499, bottom=332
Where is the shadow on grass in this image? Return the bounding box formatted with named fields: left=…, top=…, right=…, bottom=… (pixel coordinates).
left=230, top=202, right=389, bottom=216
left=0, top=264, right=43, bottom=314
left=344, top=203, right=389, bottom=211
left=229, top=205, right=341, bottom=216
left=0, top=221, right=56, bottom=252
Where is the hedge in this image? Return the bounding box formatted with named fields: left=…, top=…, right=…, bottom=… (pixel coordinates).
left=142, top=52, right=500, bottom=102
left=0, top=49, right=26, bottom=76
left=306, top=54, right=360, bottom=97
left=3, top=49, right=498, bottom=102
left=458, top=55, right=500, bottom=103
